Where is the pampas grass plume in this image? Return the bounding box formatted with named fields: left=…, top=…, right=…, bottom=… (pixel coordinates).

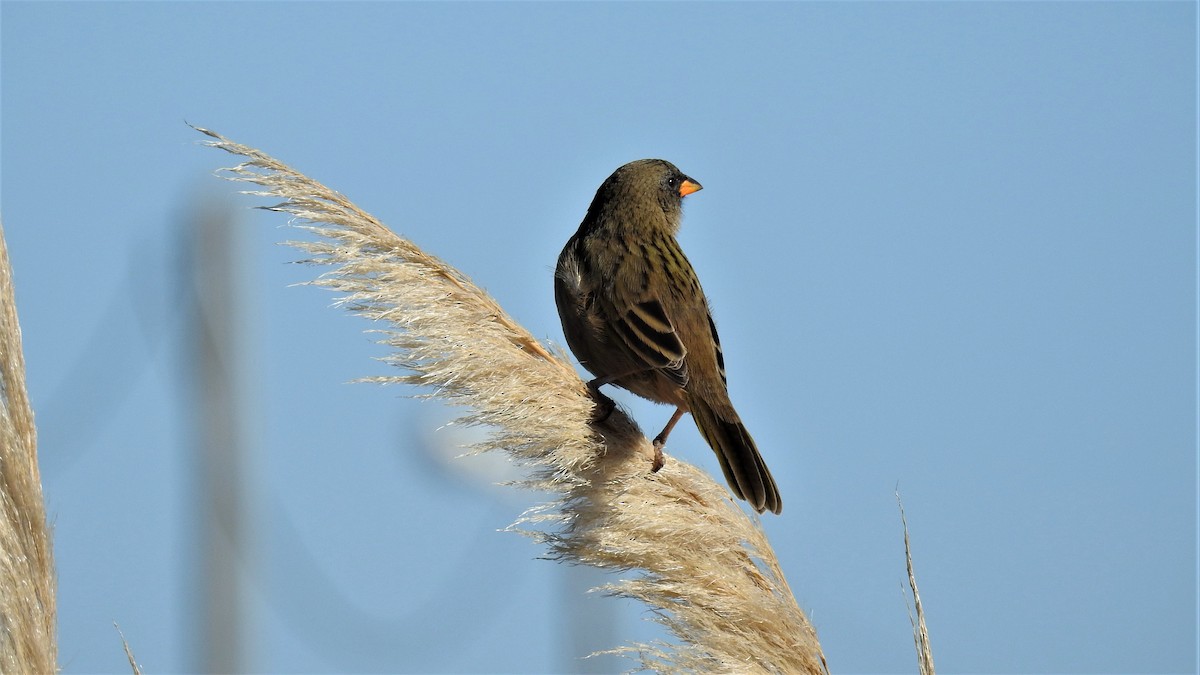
left=0, top=220, right=58, bottom=673
left=195, top=126, right=828, bottom=673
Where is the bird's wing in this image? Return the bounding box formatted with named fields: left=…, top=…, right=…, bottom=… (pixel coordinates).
left=704, top=312, right=727, bottom=385
left=609, top=296, right=690, bottom=386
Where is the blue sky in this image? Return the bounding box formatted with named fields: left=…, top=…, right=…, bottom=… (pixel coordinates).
left=2, top=2, right=1196, bottom=673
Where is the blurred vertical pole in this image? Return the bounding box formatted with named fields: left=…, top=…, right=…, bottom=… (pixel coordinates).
left=563, top=565, right=620, bottom=673
left=192, top=203, right=246, bottom=673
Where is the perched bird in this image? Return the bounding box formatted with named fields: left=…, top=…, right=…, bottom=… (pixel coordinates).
left=554, top=159, right=782, bottom=514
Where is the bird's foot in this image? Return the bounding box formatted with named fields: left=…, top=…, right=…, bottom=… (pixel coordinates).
left=651, top=438, right=666, bottom=473
left=586, top=382, right=616, bottom=424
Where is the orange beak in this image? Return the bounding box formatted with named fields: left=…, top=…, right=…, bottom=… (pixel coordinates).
left=679, top=179, right=703, bottom=197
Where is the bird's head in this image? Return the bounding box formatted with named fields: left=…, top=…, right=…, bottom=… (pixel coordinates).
left=584, top=159, right=702, bottom=235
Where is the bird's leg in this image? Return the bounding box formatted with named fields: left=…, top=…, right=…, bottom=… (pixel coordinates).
left=651, top=407, right=687, bottom=473
left=585, top=377, right=617, bottom=423
left=585, top=368, right=654, bottom=423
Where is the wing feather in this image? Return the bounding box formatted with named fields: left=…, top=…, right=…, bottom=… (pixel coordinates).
left=609, top=296, right=688, bottom=386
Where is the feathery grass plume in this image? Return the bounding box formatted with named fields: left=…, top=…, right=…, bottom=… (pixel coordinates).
left=898, top=492, right=935, bottom=675
left=0, top=220, right=58, bottom=673
left=195, top=125, right=827, bottom=673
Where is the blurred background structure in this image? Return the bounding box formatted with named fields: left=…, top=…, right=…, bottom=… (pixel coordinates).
left=1, top=3, right=1195, bottom=673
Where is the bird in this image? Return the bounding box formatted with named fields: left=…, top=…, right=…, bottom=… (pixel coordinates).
left=554, top=159, right=782, bottom=514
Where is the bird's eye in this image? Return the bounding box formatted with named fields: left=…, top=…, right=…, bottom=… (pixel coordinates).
left=666, top=176, right=678, bottom=188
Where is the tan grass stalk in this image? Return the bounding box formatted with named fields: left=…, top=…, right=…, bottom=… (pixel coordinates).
left=898, top=492, right=935, bottom=675
left=115, top=623, right=142, bottom=675
left=195, top=126, right=827, bottom=673
left=0, top=220, right=58, bottom=673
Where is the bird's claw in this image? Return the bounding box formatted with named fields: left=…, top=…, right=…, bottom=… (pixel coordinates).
left=651, top=438, right=666, bottom=473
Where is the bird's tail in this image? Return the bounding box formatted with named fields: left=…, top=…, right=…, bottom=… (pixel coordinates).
left=687, top=394, right=782, bottom=514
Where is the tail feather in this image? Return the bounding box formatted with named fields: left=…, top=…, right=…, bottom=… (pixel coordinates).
left=688, top=395, right=782, bottom=514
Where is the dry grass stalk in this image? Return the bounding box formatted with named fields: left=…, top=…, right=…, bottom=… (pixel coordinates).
left=0, top=220, right=58, bottom=673
left=195, top=125, right=827, bottom=673
left=898, top=492, right=935, bottom=675
left=115, top=623, right=142, bottom=675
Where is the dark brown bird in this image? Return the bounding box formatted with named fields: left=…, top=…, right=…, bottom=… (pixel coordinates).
left=554, top=159, right=782, bottom=514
